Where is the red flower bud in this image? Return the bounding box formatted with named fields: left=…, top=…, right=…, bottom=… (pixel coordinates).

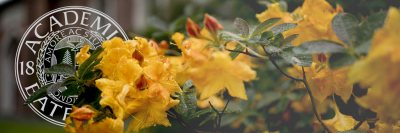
left=203, top=14, right=223, bottom=33
left=317, top=54, right=327, bottom=63
left=186, top=18, right=201, bottom=37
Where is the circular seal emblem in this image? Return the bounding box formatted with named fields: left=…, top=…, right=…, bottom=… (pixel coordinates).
left=15, top=6, right=128, bottom=126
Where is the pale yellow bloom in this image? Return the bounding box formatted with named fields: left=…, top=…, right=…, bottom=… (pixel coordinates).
left=256, top=3, right=294, bottom=23
left=189, top=52, right=256, bottom=100
left=197, top=95, right=225, bottom=109
left=323, top=105, right=357, bottom=132
left=288, top=63, right=352, bottom=102
left=349, top=7, right=400, bottom=123
left=93, top=37, right=182, bottom=132
left=257, top=0, right=343, bottom=46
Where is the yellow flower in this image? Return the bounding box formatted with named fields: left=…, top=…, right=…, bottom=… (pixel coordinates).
left=172, top=32, right=185, bottom=49
left=288, top=63, right=352, bottom=102
left=373, top=121, right=400, bottom=133
left=188, top=52, right=256, bottom=100
left=197, top=95, right=225, bottom=109
left=256, top=3, right=294, bottom=23
left=174, top=27, right=256, bottom=100
left=75, top=44, right=91, bottom=64
left=323, top=105, right=357, bottom=132
left=257, top=0, right=343, bottom=46
left=349, top=7, right=400, bottom=123
left=93, top=37, right=182, bottom=132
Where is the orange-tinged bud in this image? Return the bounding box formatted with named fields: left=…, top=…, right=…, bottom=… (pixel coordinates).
left=70, top=106, right=95, bottom=121
left=159, top=40, right=169, bottom=49
left=203, top=14, right=223, bottom=33
left=186, top=18, right=201, bottom=37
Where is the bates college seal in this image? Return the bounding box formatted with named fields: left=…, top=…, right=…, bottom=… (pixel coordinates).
left=15, top=6, right=128, bottom=126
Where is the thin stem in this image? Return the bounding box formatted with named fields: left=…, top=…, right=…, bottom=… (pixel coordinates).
left=225, top=49, right=260, bottom=58
left=353, top=120, right=365, bottom=130
left=208, top=96, right=232, bottom=133
left=270, top=59, right=303, bottom=81
left=301, top=67, right=332, bottom=133
left=261, top=46, right=302, bottom=81
left=218, top=97, right=232, bottom=128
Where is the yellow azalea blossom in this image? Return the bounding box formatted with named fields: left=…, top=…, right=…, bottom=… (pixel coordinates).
left=349, top=7, right=400, bottom=123
left=173, top=27, right=256, bottom=100
left=288, top=63, right=352, bottom=102
left=172, top=32, right=185, bottom=49
left=197, top=95, right=225, bottom=109
left=257, top=0, right=343, bottom=46
left=75, top=44, right=91, bottom=64
left=373, top=121, right=400, bottom=133
left=323, top=105, right=357, bottom=132
left=92, top=37, right=181, bottom=132
left=256, top=3, right=294, bottom=23
left=188, top=52, right=256, bottom=100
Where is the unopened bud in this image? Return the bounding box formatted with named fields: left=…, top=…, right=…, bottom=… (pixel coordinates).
left=186, top=18, right=201, bottom=37
left=203, top=14, right=223, bottom=33
left=317, top=54, right=327, bottom=63
left=70, top=106, right=95, bottom=121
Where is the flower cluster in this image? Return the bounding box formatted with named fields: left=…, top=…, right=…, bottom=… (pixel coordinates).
left=172, top=14, right=256, bottom=101
left=66, top=37, right=181, bottom=132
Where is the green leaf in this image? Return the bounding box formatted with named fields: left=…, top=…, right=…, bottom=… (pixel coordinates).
left=25, top=84, right=51, bottom=104
left=174, top=80, right=197, bottom=119
left=81, top=69, right=102, bottom=81
left=264, top=46, right=282, bottom=55
left=332, top=13, right=359, bottom=45
left=189, top=108, right=213, bottom=119
left=229, top=44, right=245, bottom=59
left=281, top=51, right=312, bottom=67
left=270, top=23, right=297, bottom=35
left=220, top=31, right=243, bottom=41
left=355, top=12, right=386, bottom=54
left=252, top=18, right=281, bottom=37
left=234, top=18, right=250, bottom=37
left=259, top=31, right=274, bottom=45
left=78, top=47, right=104, bottom=79
left=256, top=92, right=281, bottom=109
left=61, top=85, right=81, bottom=96
left=45, top=64, right=75, bottom=76
left=274, top=97, right=289, bottom=113
left=271, top=33, right=284, bottom=46
left=329, top=53, right=357, bottom=69
left=282, top=34, right=299, bottom=45
left=46, top=82, right=64, bottom=95
left=294, top=40, right=346, bottom=54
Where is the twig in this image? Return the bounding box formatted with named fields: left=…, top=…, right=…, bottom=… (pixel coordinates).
left=353, top=120, right=365, bottom=130
left=301, top=67, right=331, bottom=133
left=259, top=46, right=331, bottom=133
left=261, top=46, right=303, bottom=81
left=208, top=96, right=232, bottom=133
left=225, top=49, right=260, bottom=58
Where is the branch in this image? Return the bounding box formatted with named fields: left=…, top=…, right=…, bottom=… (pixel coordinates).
left=301, top=67, right=332, bottom=133
left=353, top=120, right=365, bottom=130
left=208, top=96, right=232, bottom=133
left=261, top=46, right=302, bottom=81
